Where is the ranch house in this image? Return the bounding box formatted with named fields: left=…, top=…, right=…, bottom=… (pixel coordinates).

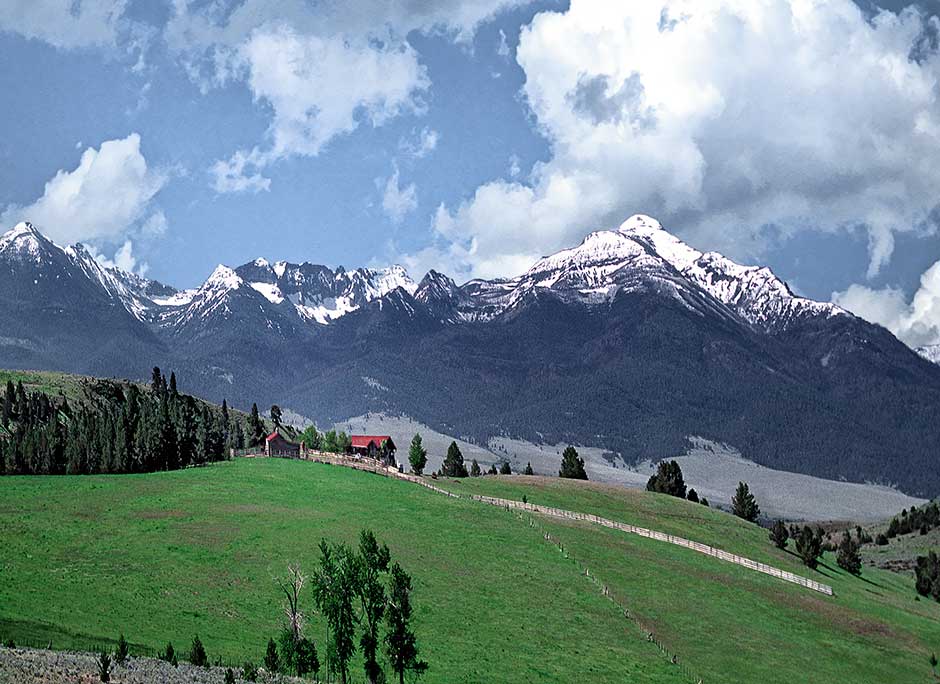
left=350, top=435, right=396, bottom=465
left=265, top=430, right=301, bottom=458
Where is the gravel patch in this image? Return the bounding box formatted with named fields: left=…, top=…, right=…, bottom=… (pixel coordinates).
left=0, top=646, right=301, bottom=684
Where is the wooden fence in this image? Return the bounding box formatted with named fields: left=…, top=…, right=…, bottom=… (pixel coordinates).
left=264, top=451, right=834, bottom=596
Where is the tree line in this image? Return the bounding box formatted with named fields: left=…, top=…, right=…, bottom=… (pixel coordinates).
left=1, top=368, right=256, bottom=475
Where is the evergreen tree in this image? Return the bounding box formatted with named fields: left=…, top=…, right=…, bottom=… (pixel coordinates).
left=441, top=442, right=469, bottom=477
left=524, top=462, right=534, bottom=475
left=487, top=464, right=498, bottom=475
left=836, top=531, right=862, bottom=575
left=249, top=403, right=264, bottom=446
left=731, top=481, right=760, bottom=523
left=769, top=520, right=789, bottom=549
left=499, top=461, right=512, bottom=475
left=385, top=563, right=427, bottom=684
left=686, top=488, right=699, bottom=503
left=270, top=405, right=283, bottom=430
left=795, top=525, right=822, bottom=569
left=161, top=642, right=177, bottom=667
left=264, top=638, right=279, bottom=673
left=470, top=459, right=481, bottom=477
left=559, top=446, right=588, bottom=480
left=189, top=635, right=208, bottom=667
left=168, top=372, right=178, bottom=397
left=151, top=367, right=163, bottom=395
left=646, top=460, right=686, bottom=497
left=301, top=425, right=322, bottom=451
left=98, top=651, right=111, bottom=682
left=115, top=633, right=129, bottom=665
left=408, top=433, right=427, bottom=475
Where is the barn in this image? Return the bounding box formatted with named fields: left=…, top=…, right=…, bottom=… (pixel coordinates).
left=265, top=430, right=301, bottom=458
left=350, top=435, right=396, bottom=465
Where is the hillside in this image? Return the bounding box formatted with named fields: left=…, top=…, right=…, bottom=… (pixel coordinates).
left=4, top=218, right=940, bottom=495
left=1, top=459, right=938, bottom=683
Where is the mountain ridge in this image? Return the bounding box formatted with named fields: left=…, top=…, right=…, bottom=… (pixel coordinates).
left=2, top=215, right=940, bottom=496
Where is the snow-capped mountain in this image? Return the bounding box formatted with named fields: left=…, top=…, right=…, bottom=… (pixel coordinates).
left=3, top=216, right=940, bottom=496
left=917, top=344, right=940, bottom=365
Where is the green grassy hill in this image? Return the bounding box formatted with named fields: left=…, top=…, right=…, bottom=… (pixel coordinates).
left=1, top=459, right=938, bottom=683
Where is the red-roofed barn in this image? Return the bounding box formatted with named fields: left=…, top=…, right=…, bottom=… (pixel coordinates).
left=265, top=430, right=301, bottom=458
left=350, top=435, right=396, bottom=465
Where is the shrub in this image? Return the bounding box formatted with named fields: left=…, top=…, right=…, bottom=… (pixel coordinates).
left=115, top=633, right=129, bottom=665
left=97, top=651, right=111, bottom=682
left=875, top=533, right=889, bottom=546
left=523, top=462, right=534, bottom=475
left=499, top=461, right=512, bottom=475
left=700, top=497, right=709, bottom=507
left=4, top=639, right=14, bottom=648
left=189, top=635, right=208, bottom=667
left=224, top=668, right=236, bottom=684
left=470, top=459, right=481, bottom=477
left=686, top=488, right=699, bottom=503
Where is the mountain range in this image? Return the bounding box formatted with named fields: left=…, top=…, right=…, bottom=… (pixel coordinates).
left=2, top=215, right=939, bottom=496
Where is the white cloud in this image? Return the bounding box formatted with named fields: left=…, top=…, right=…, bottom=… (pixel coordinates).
left=424, top=0, right=940, bottom=279
left=166, top=0, right=529, bottom=192
left=496, top=28, right=510, bottom=58
left=381, top=167, right=418, bottom=224
left=0, top=0, right=128, bottom=48
left=834, top=260, right=940, bottom=348
left=85, top=240, right=148, bottom=277
left=2, top=133, right=166, bottom=246
left=209, top=26, right=429, bottom=192
left=400, top=127, right=439, bottom=158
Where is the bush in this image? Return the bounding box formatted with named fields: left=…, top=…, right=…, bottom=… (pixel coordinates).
left=160, top=642, right=178, bottom=667
left=769, top=520, right=789, bottom=550
left=524, top=462, right=533, bottom=475
left=875, top=533, right=889, bottom=546
left=224, top=668, right=236, bottom=684
left=4, top=639, right=14, bottom=648
left=97, top=651, right=111, bottom=683
left=836, top=531, right=862, bottom=575
left=242, top=661, right=259, bottom=682
left=470, top=459, right=481, bottom=477
left=115, top=633, right=129, bottom=665
left=499, top=461, right=512, bottom=475
left=189, top=635, right=208, bottom=667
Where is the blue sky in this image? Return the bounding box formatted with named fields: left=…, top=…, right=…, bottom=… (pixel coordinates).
left=4, top=0, right=940, bottom=346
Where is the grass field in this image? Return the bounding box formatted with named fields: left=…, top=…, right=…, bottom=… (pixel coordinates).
left=1, top=460, right=939, bottom=683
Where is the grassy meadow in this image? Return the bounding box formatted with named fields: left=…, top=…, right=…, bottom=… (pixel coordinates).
left=1, top=459, right=939, bottom=682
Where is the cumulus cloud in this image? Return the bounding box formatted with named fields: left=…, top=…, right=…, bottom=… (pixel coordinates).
left=834, top=260, right=940, bottom=348
left=0, top=0, right=129, bottom=48
left=2, top=133, right=166, bottom=245
left=421, top=0, right=940, bottom=279
left=381, top=167, right=418, bottom=224
left=166, top=0, right=528, bottom=192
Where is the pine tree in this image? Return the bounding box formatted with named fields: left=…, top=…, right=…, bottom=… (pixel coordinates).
left=385, top=563, right=428, bottom=684
left=795, top=525, right=822, bottom=569
left=499, top=461, right=512, bottom=475
left=264, top=637, right=279, bottom=673
left=168, top=372, right=178, bottom=397
left=441, top=442, right=469, bottom=477
left=115, top=633, right=129, bottom=665
left=189, top=635, right=208, bottom=667
left=249, top=403, right=264, bottom=447
left=270, top=405, right=283, bottom=430
left=731, top=481, right=760, bottom=523
left=686, top=488, right=699, bottom=503
left=408, top=433, right=427, bottom=475
left=559, top=446, right=587, bottom=480
left=470, top=459, right=481, bottom=477
left=646, top=460, right=686, bottom=498
left=769, top=520, right=789, bottom=549
left=523, top=462, right=534, bottom=475
left=836, top=531, right=862, bottom=575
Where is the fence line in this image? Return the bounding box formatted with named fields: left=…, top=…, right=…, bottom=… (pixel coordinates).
left=267, top=452, right=833, bottom=596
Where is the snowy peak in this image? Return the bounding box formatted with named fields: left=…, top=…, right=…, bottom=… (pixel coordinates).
left=0, top=222, right=57, bottom=262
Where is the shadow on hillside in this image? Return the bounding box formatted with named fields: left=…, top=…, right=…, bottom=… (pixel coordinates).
left=782, top=551, right=885, bottom=590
